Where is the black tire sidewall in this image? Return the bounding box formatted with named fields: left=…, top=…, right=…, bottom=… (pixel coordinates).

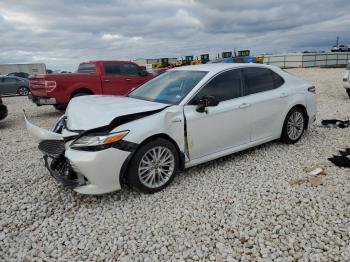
left=53, top=104, right=67, bottom=111
left=73, top=93, right=89, bottom=98
left=281, top=107, right=306, bottom=144
left=127, top=138, right=179, bottom=193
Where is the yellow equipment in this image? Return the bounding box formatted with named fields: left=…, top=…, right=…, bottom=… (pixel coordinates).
left=152, top=58, right=169, bottom=69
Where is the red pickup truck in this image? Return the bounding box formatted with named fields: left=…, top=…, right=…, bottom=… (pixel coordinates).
left=29, top=61, right=154, bottom=110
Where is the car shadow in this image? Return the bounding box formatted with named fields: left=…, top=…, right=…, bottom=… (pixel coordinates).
left=0, top=119, right=15, bottom=129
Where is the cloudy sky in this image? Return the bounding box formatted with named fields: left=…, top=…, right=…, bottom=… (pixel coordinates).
left=0, top=0, right=349, bottom=71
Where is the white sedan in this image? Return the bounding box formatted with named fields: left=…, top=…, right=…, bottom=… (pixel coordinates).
left=25, top=64, right=316, bottom=194
left=343, top=61, right=350, bottom=97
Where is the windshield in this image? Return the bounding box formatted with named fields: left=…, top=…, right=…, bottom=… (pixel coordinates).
left=77, top=63, right=96, bottom=73
left=128, top=70, right=208, bottom=104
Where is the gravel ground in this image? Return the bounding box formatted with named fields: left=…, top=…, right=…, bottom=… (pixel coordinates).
left=1, top=68, right=350, bottom=261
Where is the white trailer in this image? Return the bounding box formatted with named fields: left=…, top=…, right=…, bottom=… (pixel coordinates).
left=0, top=63, right=46, bottom=75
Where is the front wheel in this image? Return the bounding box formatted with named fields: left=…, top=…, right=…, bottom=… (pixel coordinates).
left=17, top=86, right=30, bottom=96
left=127, top=138, right=179, bottom=193
left=280, top=107, right=307, bottom=144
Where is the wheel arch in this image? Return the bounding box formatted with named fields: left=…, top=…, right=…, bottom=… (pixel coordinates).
left=119, top=133, right=186, bottom=187
left=69, top=88, right=94, bottom=100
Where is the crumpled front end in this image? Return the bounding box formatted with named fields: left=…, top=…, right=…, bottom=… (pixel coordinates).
left=38, top=139, right=85, bottom=189
left=24, top=112, right=131, bottom=194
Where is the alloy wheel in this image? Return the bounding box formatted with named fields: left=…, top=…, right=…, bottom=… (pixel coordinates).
left=138, top=146, right=175, bottom=189
left=18, top=87, right=29, bottom=96
left=287, top=111, right=304, bottom=140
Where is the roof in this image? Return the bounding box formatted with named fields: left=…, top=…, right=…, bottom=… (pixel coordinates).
left=171, top=63, right=273, bottom=74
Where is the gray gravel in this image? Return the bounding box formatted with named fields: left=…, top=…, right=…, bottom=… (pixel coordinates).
left=1, top=68, right=350, bottom=261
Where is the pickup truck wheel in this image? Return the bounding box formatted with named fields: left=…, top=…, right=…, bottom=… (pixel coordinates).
left=346, top=89, right=350, bottom=97
left=53, top=104, right=67, bottom=111
left=127, top=138, right=179, bottom=194
left=72, top=92, right=90, bottom=98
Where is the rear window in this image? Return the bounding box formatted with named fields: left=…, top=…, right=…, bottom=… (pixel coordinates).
left=243, top=67, right=283, bottom=95
left=77, top=63, right=96, bottom=73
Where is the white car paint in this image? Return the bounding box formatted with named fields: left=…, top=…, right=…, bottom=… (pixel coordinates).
left=25, top=63, right=316, bottom=194
left=343, top=63, right=350, bottom=90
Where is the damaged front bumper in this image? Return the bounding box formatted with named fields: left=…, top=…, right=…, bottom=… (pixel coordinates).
left=25, top=112, right=131, bottom=194
left=38, top=139, right=85, bottom=189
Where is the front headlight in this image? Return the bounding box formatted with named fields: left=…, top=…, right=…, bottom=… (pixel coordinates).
left=71, top=130, right=129, bottom=150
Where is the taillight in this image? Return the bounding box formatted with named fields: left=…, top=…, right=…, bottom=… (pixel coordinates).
left=308, top=86, right=316, bottom=94
left=45, top=81, right=57, bottom=92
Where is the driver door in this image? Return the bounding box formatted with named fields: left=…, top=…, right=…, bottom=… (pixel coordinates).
left=184, top=69, right=251, bottom=160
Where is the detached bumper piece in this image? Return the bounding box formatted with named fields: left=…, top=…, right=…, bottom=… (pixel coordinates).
left=328, top=148, right=350, bottom=168
left=39, top=140, right=85, bottom=189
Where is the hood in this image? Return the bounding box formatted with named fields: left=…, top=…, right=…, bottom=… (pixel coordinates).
left=66, top=95, right=167, bottom=131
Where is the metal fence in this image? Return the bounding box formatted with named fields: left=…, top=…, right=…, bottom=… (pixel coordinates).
left=263, top=52, right=350, bottom=68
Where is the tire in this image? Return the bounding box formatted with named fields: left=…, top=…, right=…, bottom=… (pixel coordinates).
left=346, top=89, right=350, bottom=97
left=53, top=104, right=67, bottom=111
left=127, top=138, right=179, bottom=193
left=280, top=107, right=307, bottom=144
left=72, top=92, right=90, bottom=98
left=17, top=86, right=30, bottom=96
left=53, top=92, right=89, bottom=111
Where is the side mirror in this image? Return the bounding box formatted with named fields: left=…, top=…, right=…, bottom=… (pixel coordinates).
left=139, top=70, right=148, bottom=77
left=196, top=96, right=219, bottom=113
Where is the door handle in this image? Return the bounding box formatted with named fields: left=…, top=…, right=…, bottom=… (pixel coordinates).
left=280, top=93, right=288, bottom=98
left=125, top=78, right=131, bottom=81
left=103, top=79, right=111, bottom=83
left=238, top=103, right=251, bottom=109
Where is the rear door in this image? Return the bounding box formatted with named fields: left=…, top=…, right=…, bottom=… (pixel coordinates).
left=241, top=67, right=287, bottom=141
left=101, top=62, right=130, bottom=95
left=184, top=69, right=251, bottom=160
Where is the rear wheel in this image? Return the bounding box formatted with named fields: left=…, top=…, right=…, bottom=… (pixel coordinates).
left=72, top=92, right=90, bottom=98
left=127, top=138, right=179, bottom=193
left=17, top=86, right=29, bottom=96
left=53, top=104, right=67, bottom=111
left=346, top=89, right=350, bottom=97
left=280, top=107, right=306, bottom=144
left=53, top=92, right=90, bottom=111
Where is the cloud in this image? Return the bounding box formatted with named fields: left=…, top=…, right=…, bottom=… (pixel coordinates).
left=0, top=0, right=349, bottom=70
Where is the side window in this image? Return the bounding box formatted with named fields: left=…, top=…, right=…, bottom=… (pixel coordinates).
left=243, top=67, right=276, bottom=95
left=104, top=63, right=122, bottom=75
left=122, top=64, right=140, bottom=75
left=192, top=69, right=243, bottom=103
left=271, top=71, right=284, bottom=88
left=4, top=77, right=16, bottom=83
